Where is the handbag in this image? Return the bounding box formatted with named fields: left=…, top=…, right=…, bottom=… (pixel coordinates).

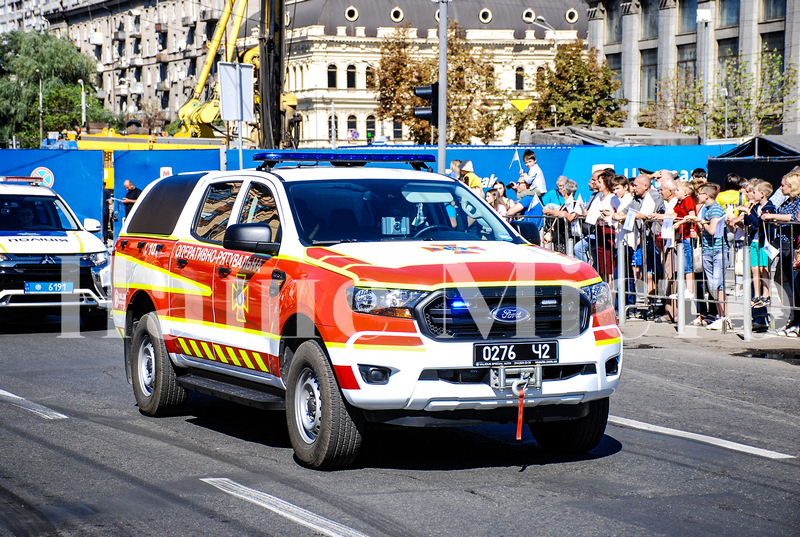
left=735, top=250, right=744, bottom=276
left=692, top=240, right=703, bottom=273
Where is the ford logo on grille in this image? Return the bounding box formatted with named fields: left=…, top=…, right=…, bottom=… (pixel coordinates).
left=491, top=306, right=531, bottom=323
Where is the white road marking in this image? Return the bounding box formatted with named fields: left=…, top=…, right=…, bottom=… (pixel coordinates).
left=609, top=415, right=795, bottom=460
left=0, top=388, right=68, bottom=420
left=201, top=478, right=370, bottom=537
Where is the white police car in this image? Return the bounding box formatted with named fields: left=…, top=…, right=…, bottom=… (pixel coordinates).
left=0, top=178, right=110, bottom=328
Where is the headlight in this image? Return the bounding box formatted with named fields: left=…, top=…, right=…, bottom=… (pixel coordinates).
left=82, top=251, right=110, bottom=266
left=0, top=253, right=10, bottom=262
left=581, top=282, right=616, bottom=324
left=346, top=287, right=426, bottom=318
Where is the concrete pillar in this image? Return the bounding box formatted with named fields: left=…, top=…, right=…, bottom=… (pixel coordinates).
left=658, top=0, right=678, bottom=82
left=621, top=2, right=641, bottom=127
left=738, top=0, right=759, bottom=76
left=587, top=2, right=606, bottom=57
left=785, top=0, right=800, bottom=134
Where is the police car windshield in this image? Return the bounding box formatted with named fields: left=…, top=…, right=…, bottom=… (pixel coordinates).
left=285, top=179, right=515, bottom=245
left=0, top=195, right=80, bottom=232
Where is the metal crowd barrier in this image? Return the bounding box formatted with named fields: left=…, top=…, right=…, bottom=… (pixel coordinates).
left=510, top=214, right=800, bottom=339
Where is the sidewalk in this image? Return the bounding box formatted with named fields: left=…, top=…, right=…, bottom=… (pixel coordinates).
left=619, top=316, right=800, bottom=356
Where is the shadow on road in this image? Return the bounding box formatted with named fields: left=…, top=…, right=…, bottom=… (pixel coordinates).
left=0, top=312, right=110, bottom=335
left=352, top=426, right=622, bottom=471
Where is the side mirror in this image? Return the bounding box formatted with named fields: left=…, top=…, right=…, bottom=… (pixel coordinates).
left=510, top=220, right=540, bottom=245
left=83, top=218, right=102, bottom=233
left=223, top=223, right=280, bottom=255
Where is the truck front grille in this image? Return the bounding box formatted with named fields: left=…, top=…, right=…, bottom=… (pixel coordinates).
left=416, top=286, right=589, bottom=341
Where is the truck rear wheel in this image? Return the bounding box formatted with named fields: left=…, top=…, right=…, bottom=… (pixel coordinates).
left=529, top=397, right=609, bottom=454
left=285, top=340, right=364, bottom=469
left=130, top=312, right=187, bottom=416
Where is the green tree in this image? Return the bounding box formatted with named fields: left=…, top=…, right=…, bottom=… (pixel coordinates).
left=709, top=51, right=798, bottom=137
left=375, top=22, right=505, bottom=144
left=533, top=41, right=627, bottom=128
left=0, top=31, right=104, bottom=147
left=639, top=72, right=704, bottom=135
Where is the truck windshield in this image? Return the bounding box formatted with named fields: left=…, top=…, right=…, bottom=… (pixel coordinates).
left=0, top=195, right=80, bottom=232
left=285, top=179, right=516, bottom=245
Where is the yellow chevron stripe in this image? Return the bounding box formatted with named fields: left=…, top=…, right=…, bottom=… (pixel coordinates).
left=226, top=346, right=241, bottom=366
left=200, top=341, right=214, bottom=360
left=253, top=352, right=269, bottom=372
left=239, top=349, right=254, bottom=369
left=178, top=338, right=191, bottom=354
left=214, top=344, right=229, bottom=364
left=189, top=339, right=202, bottom=357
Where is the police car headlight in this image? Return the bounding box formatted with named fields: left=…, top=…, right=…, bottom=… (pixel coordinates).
left=581, top=282, right=616, bottom=324
left=82, top=251, right=110, bottom=266
left=347, top=287, right=426, bottom=318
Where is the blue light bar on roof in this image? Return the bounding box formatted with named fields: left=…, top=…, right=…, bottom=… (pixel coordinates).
left=252, top=152, right=436, bottom=163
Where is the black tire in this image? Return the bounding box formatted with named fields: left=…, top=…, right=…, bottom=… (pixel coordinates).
left=80, top=307, right=108, bottom=330
left=130, top=312, right=187, bottom=416
left=529, top=397, right=609, bottom=454
left=285, top=340, right=364, bottom=469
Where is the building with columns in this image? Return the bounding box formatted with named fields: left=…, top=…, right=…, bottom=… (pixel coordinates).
left=33, top=0, right=587, bottom=146
left=585, top=0, right=799, bottom=134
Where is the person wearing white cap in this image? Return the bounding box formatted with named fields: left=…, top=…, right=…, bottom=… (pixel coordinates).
left=459, top=160, right=484, bottom=196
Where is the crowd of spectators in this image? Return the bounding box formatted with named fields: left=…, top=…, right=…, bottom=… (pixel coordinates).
left=450, top=155, right=800, bottom=336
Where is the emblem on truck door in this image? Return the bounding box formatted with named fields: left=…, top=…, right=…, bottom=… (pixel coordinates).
left=231, top=274, right=249, bottom=323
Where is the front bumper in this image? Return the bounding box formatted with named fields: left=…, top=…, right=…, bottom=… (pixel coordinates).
left=326, top=320, right=622, bottom=418
left=0, top=258, right=111, bottom=309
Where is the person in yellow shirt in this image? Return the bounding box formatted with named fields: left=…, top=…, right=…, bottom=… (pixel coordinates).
left=459, top=160, right=484, bottom=197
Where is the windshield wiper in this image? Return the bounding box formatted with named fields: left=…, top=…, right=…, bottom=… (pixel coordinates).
left=310, top=238, right=359, bottom=245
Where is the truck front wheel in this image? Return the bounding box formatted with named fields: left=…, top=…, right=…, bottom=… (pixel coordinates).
left=285, top=341, right=364, bottom=469
left=130, top=312, right=187, bottom=416
left=529, top=397, right=609, bottom=454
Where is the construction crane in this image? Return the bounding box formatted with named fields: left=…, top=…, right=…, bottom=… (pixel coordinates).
left=175, top=0, right=291, bottom=149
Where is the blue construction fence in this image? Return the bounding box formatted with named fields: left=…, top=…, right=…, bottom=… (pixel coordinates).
left=1, top=144, right=735, bottom=241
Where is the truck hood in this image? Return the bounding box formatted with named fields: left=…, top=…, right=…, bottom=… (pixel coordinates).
left=0, top=230, right=106, bottom=255
left=305, top=241, right=600, bottom=290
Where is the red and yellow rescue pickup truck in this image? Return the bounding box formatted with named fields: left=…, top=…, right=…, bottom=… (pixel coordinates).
left=112, top=153, right=621, bottom=469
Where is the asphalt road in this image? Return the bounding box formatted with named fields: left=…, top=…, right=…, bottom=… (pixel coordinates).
left=0, top=314, right=798, bottom=536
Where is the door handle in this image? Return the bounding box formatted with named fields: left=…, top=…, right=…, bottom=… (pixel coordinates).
left=176, top=257, right=189, bottom=269
left=217, top=266, right=231, bottom=279
left=269, top=269, right=286, bottom=297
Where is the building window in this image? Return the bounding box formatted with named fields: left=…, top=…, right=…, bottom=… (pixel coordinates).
left=346, top=65, right=356, bottom=89
left=606, top=53, right=622, bottom=99
left=640, top=49, right=658, bottom=104
left=328, top=115, right=339, bottom=140
left=640, top=0, right=658, bottom=39
left=366, top=66, right=375, bottom=89
left=393, top=119, right=402, bottom=140
left=678, top=0, right=698, bottom=34
left=718, top=37, right=739, bottom=71
left=762, top=0, right=786, bottom=21
left=515, top=67, right=524, bottom=90
left=347, top=115, right=357, bottom=133
left=327, top=64, right=337, bottom=88
left=718, top=0, right=740, bottom=27
left=366, top=115, right=376, bottom=141
left=761, top=31, right=785, bottom=68
left=606, top=0, right=622, bottom=43
left=676, top=43, right=696, bottom=83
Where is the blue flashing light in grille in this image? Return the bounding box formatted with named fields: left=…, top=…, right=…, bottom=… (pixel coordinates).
left=253, top=152, right=436, bottom=163
left=450, top=299, right=470, bottom=309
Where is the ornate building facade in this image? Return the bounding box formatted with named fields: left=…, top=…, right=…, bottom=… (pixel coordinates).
left=33, top=0, right=587, bottom=145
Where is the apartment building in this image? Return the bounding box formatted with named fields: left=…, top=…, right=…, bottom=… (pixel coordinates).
left=31, top=0, right=587, bottom=145
left=586, top=0, right=799, bottom=134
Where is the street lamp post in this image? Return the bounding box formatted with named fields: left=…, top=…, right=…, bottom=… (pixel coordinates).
left=78, top=79, right=86, bottom=128
left=431, top=0, right=450, bottom=174
left=720, top=87, right=729, bottom=138
left=36, top=69, right=42, bottom=146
